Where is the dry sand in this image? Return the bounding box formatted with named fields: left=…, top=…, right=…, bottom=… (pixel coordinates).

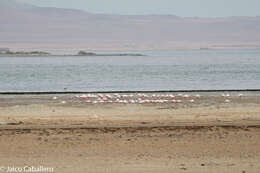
left=0, top=92, right=260, bottom=173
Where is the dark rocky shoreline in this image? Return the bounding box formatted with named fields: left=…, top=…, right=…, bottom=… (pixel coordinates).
left=0, top=50, right=145, bottom=57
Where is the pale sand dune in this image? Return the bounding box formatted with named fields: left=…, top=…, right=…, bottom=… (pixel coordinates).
left=1, top=1, right=260, bottom=50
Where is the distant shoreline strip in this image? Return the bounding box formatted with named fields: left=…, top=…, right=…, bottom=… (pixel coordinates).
left=0, top=89, right=260, bottom=95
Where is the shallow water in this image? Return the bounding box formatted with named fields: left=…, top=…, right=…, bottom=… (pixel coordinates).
left=0, top=50, right=260, bottom=92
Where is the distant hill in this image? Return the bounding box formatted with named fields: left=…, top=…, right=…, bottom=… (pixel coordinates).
left=1, top=0, right=260, bottom=50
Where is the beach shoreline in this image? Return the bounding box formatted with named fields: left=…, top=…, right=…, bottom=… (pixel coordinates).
left=0, top=92, right=260, bottom=172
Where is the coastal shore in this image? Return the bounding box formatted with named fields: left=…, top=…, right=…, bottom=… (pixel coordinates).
left=0, top=92, right=260, bottom=173
left=0, top=52, right=145, bottom=57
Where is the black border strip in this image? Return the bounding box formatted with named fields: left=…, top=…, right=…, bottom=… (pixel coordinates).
left=0, top=89, right=260, bottom=95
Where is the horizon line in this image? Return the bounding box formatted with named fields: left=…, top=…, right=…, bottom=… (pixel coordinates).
left=14, top=0, right=260, bottom=18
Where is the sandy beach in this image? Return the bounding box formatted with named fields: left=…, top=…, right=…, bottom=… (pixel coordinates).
left=0, top=92, right=260, bottom=173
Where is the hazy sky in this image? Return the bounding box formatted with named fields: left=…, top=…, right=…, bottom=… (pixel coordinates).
left=18, top=0, right=260, bottom=17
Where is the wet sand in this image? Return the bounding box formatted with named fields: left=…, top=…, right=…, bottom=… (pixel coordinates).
left=0, top=92, right=260, bottom=173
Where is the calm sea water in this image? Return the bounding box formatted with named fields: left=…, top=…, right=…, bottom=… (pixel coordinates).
left=0, top=50, right=260, bottom=92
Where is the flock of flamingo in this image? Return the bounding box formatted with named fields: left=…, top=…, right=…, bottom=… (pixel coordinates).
left=53, top=93, right=244, bottom=105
